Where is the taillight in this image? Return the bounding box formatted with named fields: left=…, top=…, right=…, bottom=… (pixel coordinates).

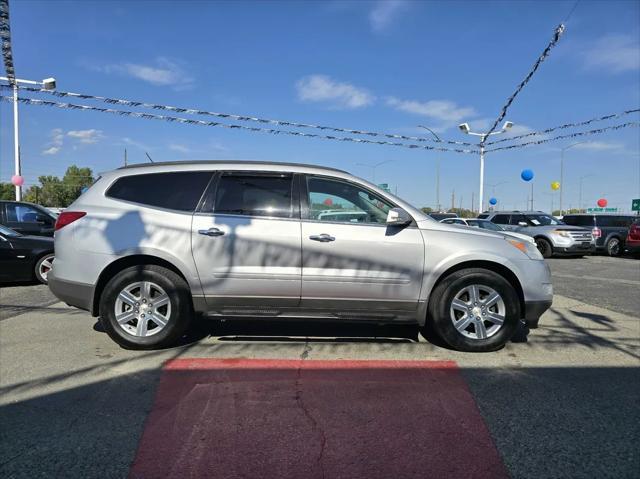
left=592, top=227, right=601, bottom=239
left=55, top=211, right=86, bottom=231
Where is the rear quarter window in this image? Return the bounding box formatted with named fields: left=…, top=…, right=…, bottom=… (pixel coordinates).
left=106, top=171, right=213, bottom=212
left=564, top=216, right=593, bottom=227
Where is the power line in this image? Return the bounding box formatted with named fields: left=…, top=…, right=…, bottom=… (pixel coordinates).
left=0, top=0, right=15, bottom=84
left=13, top=85, right=478, bottom=148
left=484, top=122, right=640, bottom=153
left=0, top=95, right=479, bottom=154
left=482, top=23, right=566, bottom=144
left=486, top=108, right=640, bottom=145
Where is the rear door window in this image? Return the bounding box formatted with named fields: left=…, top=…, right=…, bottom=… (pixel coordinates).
left=106, top=172, right=213, bottom=212
left=491, top=214, right=510, bottom=224
left=564, top=216, right=593, bottom=227
left=213, top=173, right=294, bottom=219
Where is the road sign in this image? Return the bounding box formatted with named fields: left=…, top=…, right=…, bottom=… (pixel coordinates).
left=632, top=199, right=640, bottom=211
left=378, top=183, right=391, bottom=192
left=587, top=207, right=618, bottom=213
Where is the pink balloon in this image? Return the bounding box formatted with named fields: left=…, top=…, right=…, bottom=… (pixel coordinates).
left=597, top=198, right=607, bottom=208
left=11, top=175, right=24, bottom=186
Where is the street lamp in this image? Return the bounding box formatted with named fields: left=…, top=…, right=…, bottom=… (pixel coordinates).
left=0, top=76, right=57, bottom=201
left=559, top=141, right=588, bottom=216
left=356, top=159, right=394, bottom=184
left=417, top=125, right=442, bottom=211
left=458, top=121, right=513, bottom=213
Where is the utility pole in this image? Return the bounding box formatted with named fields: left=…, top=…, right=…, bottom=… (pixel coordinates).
left=559, top=141, right=588, bottom=215
left=471, top=192, right=475, bottom=215
left=0, top=76, right=57, bottom=201
left=451, top=190, right=455, bottom=211
left=417, top=126, right=442, bottom=212
left=124, top=148, right=128, bottom=167
left=458, top=121, right=513, bottom=213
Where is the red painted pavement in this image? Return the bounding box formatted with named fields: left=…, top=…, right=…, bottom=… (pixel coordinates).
left=129, top=359, right=508, bottom=479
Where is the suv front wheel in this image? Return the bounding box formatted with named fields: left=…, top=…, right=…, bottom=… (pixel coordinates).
left=99, top=265, right=193, bottom=349
left=427, top=268, right=520, bottom=352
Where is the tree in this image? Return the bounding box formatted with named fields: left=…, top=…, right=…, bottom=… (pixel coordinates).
left=22, top=166, right=94, bottom=207
left=0, top=182, right=15, bottom=200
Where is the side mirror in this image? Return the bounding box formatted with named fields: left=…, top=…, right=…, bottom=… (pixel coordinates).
left=386, top=207, right=412, bottom=226
left=518, top=221, right=528, bottom=227
left=35, top=214, right=50, bottom=224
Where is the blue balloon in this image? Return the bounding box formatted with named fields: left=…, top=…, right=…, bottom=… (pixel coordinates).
left=80, top=186, right=89, bottom=194
left=521, top=169, right=534, bottom=182
left=489, top=197, right=497, bottom=205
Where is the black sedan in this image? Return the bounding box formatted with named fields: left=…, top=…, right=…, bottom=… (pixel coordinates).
left=0, top=224, right=54, bottom=284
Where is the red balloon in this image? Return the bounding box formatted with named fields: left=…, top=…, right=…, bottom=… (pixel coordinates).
left=597, top=198, right=607, bottom=208
left=323, top=198, right=333, bottom=206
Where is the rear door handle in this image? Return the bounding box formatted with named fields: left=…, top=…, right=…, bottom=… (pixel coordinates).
left=309, top=233, right=335, bottom=242
left=198, top=228, right=225, bottom=237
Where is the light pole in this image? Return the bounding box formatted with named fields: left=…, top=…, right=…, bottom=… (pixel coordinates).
left=559, top=141, right=587, bottom=216
left=417, top=125, right=441, bottom=211
left=579, top=174, right=593, bottom=212
left=0, top=76, right=57, bottom=201
left=356, top=159, right=394, bottom=184
left=458, top=121, right=513, bottom=213
left=486, top=181, right=508, bottom=210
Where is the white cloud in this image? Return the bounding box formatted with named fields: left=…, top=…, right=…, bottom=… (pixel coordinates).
left=369, top=0, right=409, bottom=33
left=296, top=75, right=375, bottom=109
left=572, top=141, right=625, bottom=151
left=583, top=33, right=640, bottom=73
left=67, top=129, right=104, bottom=144
left=386, top=96, right=477, bottom=124
left=42, top=128, right=64, bottom=155
left=96, top=57, right=194, bottom=88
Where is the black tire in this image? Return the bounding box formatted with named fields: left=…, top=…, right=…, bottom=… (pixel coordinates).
left=606, top=237, right=621, bottom=257
left=99, top=265, right=193, bottom=350
left=34, top=253, right=55, bottom=284
left=535, top=237, right=553, bottom=258
left=426, top=268, right=521, bottom=352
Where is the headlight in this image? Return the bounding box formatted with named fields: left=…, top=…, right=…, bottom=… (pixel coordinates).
left=553, top=230, right=571, bottom=238
left=506, top=238, right=543, bottom=260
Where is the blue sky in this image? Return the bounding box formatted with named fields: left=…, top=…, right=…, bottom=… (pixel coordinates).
left=1, top=0, right=639, bottom=211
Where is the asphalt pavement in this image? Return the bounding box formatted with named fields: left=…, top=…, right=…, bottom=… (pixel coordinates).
left=1, top=255, right=639, bottom=478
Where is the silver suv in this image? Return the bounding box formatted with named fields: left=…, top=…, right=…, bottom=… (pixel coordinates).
left=479, top=210, right=595, bottom=258
left=49, top=161, right=553, bottom=352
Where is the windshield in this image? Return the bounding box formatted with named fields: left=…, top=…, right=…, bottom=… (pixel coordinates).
left=468, top=220, right=504, bottom=231
left=525, top=214, right=564, bottom=226
left=0, top=224, right=20, bottom=237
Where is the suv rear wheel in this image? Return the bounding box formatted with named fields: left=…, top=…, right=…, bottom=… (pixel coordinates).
left=606, top=237, right=621, bottom=257
left=99, top=265, right=193, bottom=349
left=426, top=268, right=520, bottom=352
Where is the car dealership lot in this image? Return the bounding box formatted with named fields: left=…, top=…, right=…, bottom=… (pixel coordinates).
left=1, top=256, right=639, bottom=478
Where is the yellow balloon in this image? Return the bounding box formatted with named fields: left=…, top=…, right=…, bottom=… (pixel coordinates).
left=551, top=181, right=560, bottom=191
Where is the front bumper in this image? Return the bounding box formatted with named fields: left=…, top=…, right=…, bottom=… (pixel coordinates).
left=553, top=242, right=595, bottom=255
left=48, top=270, right=94, bottom=313
left=624, top=240, right=640, bottom=254
left=523, top=300, right=552, bottom=329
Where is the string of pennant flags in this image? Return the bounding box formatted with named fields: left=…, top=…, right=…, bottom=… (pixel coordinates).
left=481, top=23, right=565, bottom=144
left=486, top=108, right=640, bottom=145
left=484, top=122, right=640, bottom=153
left=0, top=94, right=480, bottom=154
left=0, top=0, right=15, bottom=84
left=15, top=85, right=478, bottom=148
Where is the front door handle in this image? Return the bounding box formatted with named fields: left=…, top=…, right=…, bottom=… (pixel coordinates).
left=309, top=233, right=335, bottom=242
left=198, top=228, right=225, bottom=237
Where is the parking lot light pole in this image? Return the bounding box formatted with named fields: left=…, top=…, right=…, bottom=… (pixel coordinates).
left=0, top=76, right=57, bottom=201
left=458, top=121, right=513, bottom=213
left=417, top=125, right=442, bottom=211
left=579, top=174, right=594, bottom=212
left=559, top=141, right=587, bottom=216
left=356, top=159, right=394, bottom=184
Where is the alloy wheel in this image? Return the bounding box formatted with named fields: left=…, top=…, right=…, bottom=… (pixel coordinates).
left=38, top=255, right=54, bottom=283
left=114, top=281, right=172, bottom=337
left=449, top=284, right=506, bottom=340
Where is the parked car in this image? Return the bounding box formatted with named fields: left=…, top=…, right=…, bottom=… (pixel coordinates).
left=428, top=212, right=458, bottom=221
left=625, top=219, right=640, bottom=256
left=562, top=213, right=638, bottom=256
left=0, top=224, right=54, bottom=284
left=479, top=210, right=594, bottom=258
left=440, top=217, right=535, bottom=243
left=0, top=200, right=57, bottom=237
left=49, top=161, right=553, bottom=352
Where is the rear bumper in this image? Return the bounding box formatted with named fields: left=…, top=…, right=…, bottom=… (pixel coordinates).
left=624, top=240, right=640, bottom=254
left=523, top=299, right=552, bottom=329
left=48, top=270, right=94, bottom=313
